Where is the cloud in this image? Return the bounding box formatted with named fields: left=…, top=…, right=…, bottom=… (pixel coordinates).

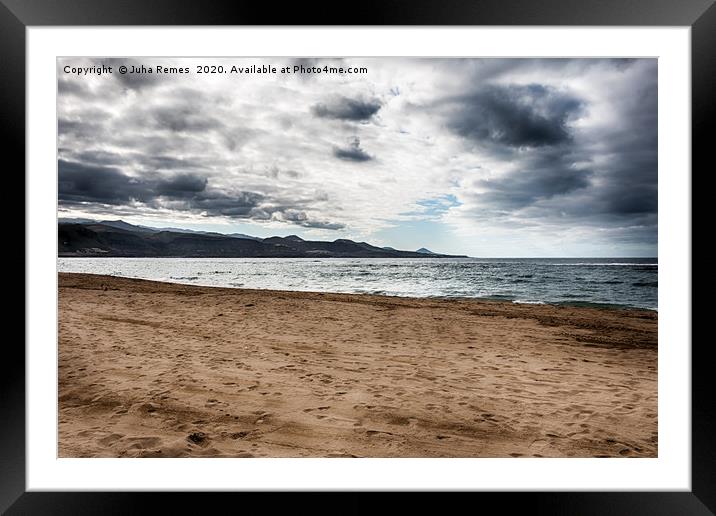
left=56, top=57, right=657, bottom=254
left=72, top=149, right=128, bottom=167
left=58, top=159, right=252, bottom=214
left=475, top=152, right=593, bottom=211
left=58, top=119, right=105, bottom=140
left=58, top=109, right=114, bottom=140
left=145, top=105, right=224, bottom=133
left=59, top=160, right=155, bottom=205
left=312, top=96, right=382, bottom=121
left=270, top=209, right=345, bottom=229
left=333, top=137, right=373, bottom=162
left=299, top=220, right=346, bottom=230
left=58, top=159, right=346, bottom=229
left=444, top=84, right=584, bottom=148
left=155, top=174, right=208, bottom=198
left=190, top=191, right=265, bottom=217
left=433, top=61, right=656, bottom=247
left=70, top=149, right=209, bottom=175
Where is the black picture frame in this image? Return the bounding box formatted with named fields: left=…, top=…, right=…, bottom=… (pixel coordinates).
left=4, top=0, right=710, bottom=513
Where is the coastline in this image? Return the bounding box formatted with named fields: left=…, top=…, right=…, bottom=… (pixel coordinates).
left=59, top=272, right=657, bottom=457
left=57, top=257, right=659, bottom=312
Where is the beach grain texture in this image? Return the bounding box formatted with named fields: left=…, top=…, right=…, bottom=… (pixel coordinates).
left=59, top=273, right=657, bottom=458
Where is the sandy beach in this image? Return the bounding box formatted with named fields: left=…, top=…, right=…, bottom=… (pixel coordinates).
left=58, top=272, right=657, bottom=458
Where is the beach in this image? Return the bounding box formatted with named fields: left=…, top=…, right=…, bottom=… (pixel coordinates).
left=58, top=272, right=658, bottom=458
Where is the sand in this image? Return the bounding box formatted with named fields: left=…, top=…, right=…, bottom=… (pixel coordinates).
left=58, top=272, right=658, bottom=458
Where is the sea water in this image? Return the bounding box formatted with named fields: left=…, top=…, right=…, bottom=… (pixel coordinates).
left=57, top=257, right=657, bottom=310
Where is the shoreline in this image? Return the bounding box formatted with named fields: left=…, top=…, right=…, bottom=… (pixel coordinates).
left=59, top=272, right=658, bottom=457
left=57, top=271, right=658, bottom=312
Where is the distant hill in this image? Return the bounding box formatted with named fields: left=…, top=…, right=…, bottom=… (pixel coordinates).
left=416, top=247, right=436, bottom=254
left=98, top=219, right=158, bottom=233
left=147, top=226, right=263, bottom=241
left=59, top=218, right=263, bottom=241
left=58, top=220, right=466, bottom=258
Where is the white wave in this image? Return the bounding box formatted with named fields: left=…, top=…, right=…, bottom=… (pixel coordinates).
left=547, top=263, right=657, bottom=266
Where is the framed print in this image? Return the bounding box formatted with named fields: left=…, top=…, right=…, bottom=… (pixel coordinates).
left=5, top=0, right=711, bottom=513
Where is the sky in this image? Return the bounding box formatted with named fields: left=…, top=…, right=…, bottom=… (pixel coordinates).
left=57, top=58, right=657, bottom=257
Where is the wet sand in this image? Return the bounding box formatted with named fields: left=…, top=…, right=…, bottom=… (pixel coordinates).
left=58, top=272, right=657, bottom=458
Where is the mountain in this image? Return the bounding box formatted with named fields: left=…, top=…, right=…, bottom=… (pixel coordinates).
left=57, top=217, right=97, bottom=225
left=59, top=218, right=263, bottom=241
left=98, top=219, right=158, bottom=233
left=148, top=227, right=263, bottom=241
left=226, top=233, right=263, bottom=241
left=416, top=247, right=436, bottom=254
left=58, top=220, right=465, bottom=258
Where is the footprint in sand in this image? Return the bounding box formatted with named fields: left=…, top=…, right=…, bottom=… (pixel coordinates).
left=187, top=432, right=209, bottom=446
left=98, top=433, right=124, bottom=446
left=126, top=436, right=162, bottom=448
left=366, top=430, right=393, bottom=437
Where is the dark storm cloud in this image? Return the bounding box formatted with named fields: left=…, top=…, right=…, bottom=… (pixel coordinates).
left=442, top=61, right=656, bottom=240
left=59, top=160, right=153, bottom=205
left=155, top=174, right=208, bottom=198
left=603, top=185, right=657, bottom=215
left=476, top=150, right=593, bottom=210
left=438, top=82, right=592, bottom=215
left=189, top=191, right=265, bottom=217
left=58, top=159, right=260, bottom=214
left=59, top=159, right=265, bottom=218
left=58, top=159, right=345, bottom=229
left=333, top=137, right=373, bottom=162
left=532, top=73, right=657, bottom=227
left=445, top=84, right=584, bottom=148
left=59, top=160, right=213, bottom=205
left=312, top=96, right=382, bottom=121
left=596, top=78, right=657, bottom=218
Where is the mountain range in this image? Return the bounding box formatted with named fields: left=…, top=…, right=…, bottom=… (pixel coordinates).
left=58, top=219, right=465, bottom=258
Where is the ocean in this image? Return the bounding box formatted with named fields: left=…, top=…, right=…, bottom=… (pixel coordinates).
left=57, top=257, right=658, bottom=310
